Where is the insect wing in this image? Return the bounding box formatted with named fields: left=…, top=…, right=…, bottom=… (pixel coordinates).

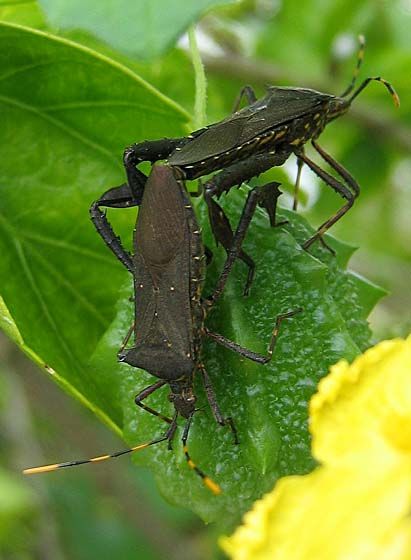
left=237, top=87, right=332, bottom=143
left=168, top=87, right=332, bottom=166
left=132, top=166, right=194, bottom=375
left=168, top=115, right=250, bottom=166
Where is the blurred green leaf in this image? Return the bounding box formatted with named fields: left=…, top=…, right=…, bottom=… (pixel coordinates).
left=38, top=0, right=238, bottom=60
left=0, top=0, right=45, bottom=27
left=0, top=467, right=37, bottom=555
left=50, top=478, right=162, bottom=560
left=256, top=0, right=402, bottom=77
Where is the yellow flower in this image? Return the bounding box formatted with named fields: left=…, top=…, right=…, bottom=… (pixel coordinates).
left=221, top=336, right=411, bottom=560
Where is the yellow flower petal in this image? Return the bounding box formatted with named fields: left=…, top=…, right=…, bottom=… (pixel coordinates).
left=310, top=335, right=411, bottom=464
left=221, top=462, right=411, bottom=560
left=221, top=336, right=411, bottom=560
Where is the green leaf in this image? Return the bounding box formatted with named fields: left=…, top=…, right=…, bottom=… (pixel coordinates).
left=0, top=21, right=383, bottom=526
left=0, top=0, right=45, bottom=28
left=38, top=0, right=237, bottom=60
left=0, top=21, right=189, bottom=432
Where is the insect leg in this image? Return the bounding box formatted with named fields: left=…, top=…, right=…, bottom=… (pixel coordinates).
left=163, top=411, right=178, bottom=450
left=123, top=137, right=189, bottom=197
left=312, top=141, right=360, bottom=197
left=232, top=85, right=258, bottom=112
left=90, top=183, right=137, bottom=272
left=118, top=321, right=135, bottom=355
left=134, top=380, right=174, bottom=425
left=298, top=143, right=359, bottom=249
left=204, top=308, right=302, bottom=364
left=205, top=149, right=289, bottom=199
left=206, top=195, right=255, bottom=296
left=198, top=365, right=239, bottom=444
left=204, top=245, right=214, bottom=265
left=257, top=180, right=285, bottom=227
left=293, top=154, right=304, bottom=211
left=206, top=180, right=283, bottom=302
left=203, top=151, right=290, bottom=295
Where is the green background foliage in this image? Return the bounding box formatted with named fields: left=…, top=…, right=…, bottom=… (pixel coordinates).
left=0, top=0, right=410, bottom=558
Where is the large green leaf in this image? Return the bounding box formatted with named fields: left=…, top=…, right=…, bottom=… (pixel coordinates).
left=0, top=22, right=383, bottom=525
left=0, top=22, right=189, bottom=432
left=38, top=0, right=237, bottom=60
left=0, top=0, right=45, bottom=28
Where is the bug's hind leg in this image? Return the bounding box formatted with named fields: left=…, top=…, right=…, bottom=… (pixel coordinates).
left=257, top=180, right=286, bottom=227
left=122, top=137, right=188, bottom=197
left=204, top=308, right=303, bottom=364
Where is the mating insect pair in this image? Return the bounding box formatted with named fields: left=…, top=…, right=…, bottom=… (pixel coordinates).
left=25, top=164, right=301, bottom=493
left=24, top=37, right=398, bottom=492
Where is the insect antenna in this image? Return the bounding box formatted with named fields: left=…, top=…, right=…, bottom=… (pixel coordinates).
left=347, top=76, right=400, bottom=108
left=340, top=34, right=366, bottom=98
left=182, top=413, right=221, bottom=495
left=23, top=423, right=221, bottom=495
left=23, top=435, right=168, bottom=475
left=339, top=34, right=400, bottom=108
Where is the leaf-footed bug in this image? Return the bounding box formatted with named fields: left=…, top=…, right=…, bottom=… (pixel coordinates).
left=114, top=36, right=399, bottom=255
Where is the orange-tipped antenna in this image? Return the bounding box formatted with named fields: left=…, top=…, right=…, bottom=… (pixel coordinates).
left=23, top=428, right=221, bottom=495
left=347, top=76, right=400, bottom=108
left=340, top=34, right=366, bottom=98
left=23, top=436, right=168, bottom=475
left=339, top=35, right=400, bottom=107
left=182, top=414, right=221, bottom=495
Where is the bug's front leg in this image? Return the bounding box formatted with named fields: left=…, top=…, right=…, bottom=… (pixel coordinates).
left=232, top=85, right=258, bottom=112
left=297, top=141, right=359, bottom=249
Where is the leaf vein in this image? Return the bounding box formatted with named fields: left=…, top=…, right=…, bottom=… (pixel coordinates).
left=26, top=242, right=108, bottom=327
left=20, top=231, right=121, bottom=267
left=12, top=236, right=80, bottom=366
left=0, top=94, right=122, bottom=167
